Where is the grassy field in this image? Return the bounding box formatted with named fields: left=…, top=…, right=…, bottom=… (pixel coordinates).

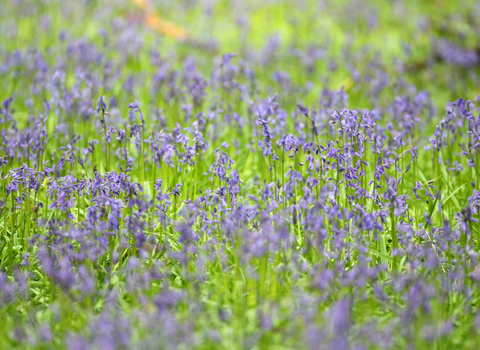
left=1, top=0, right=480, bottom=349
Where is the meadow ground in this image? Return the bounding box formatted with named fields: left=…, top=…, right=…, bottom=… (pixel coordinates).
left=1, top=0, right=480, bottom=349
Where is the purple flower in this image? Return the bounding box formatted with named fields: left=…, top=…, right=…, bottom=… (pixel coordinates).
left=96, top=96, right=108, bottom=114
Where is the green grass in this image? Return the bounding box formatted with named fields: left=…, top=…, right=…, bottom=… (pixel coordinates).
left=1, top=0, right=480, bottom=349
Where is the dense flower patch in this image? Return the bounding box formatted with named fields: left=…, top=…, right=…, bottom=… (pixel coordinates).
left=1, top=1, right=480, bottom=349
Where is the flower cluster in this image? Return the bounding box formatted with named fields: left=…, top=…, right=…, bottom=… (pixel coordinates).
left=1, top=0, right=480, bottom=349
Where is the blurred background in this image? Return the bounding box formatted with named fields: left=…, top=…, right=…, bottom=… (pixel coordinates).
left=1, top=0, right=480, bottom=110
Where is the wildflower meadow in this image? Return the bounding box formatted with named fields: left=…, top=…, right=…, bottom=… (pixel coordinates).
left=1, top=1, right=480, bottom=349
